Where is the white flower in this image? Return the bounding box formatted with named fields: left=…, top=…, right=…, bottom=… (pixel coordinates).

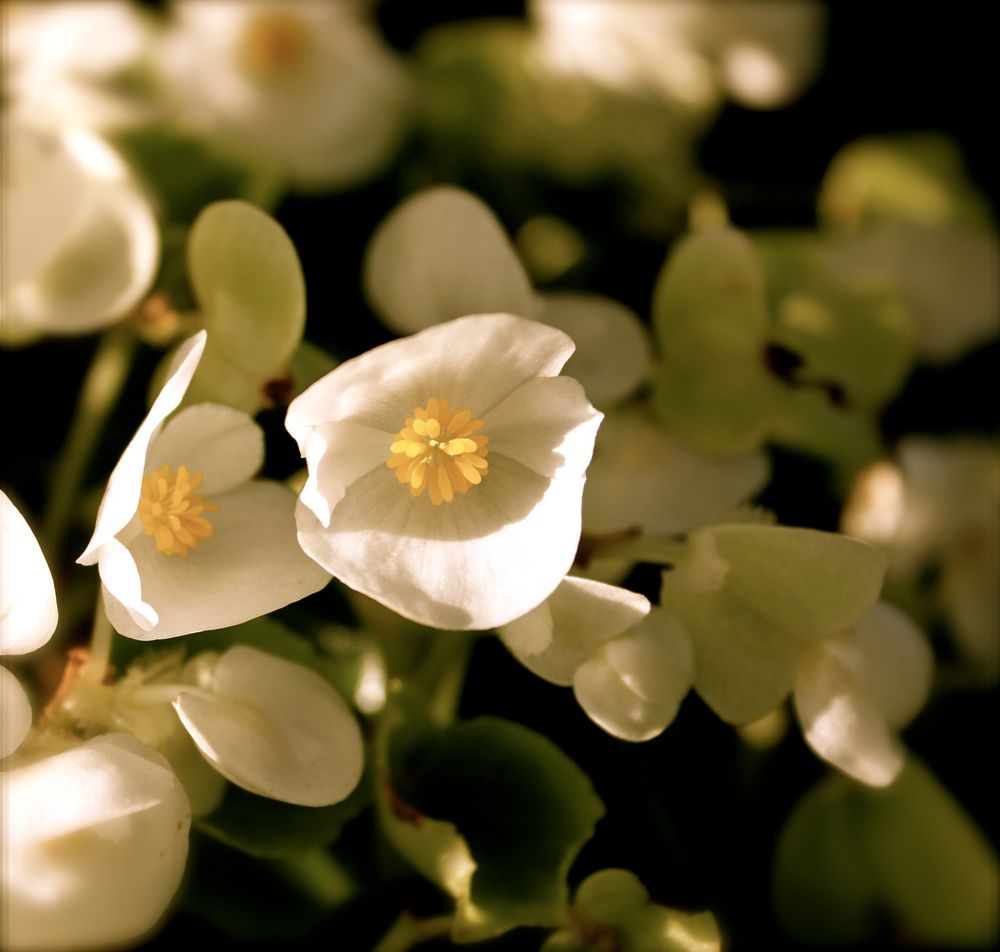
left=158, top=0, right=410, bottom=189
left=531, top=0, right=826, bottom=111
left=499, top=576, right=694, bottom=741
left=1, top=120, right=160, bottom=346
left=1, top=491, right=58, bottom=758
left=286, top=313, right=603, bottom=630
left=4, top=1, right=155, bottom=131
left=78, top=331, right=331, bottom=640
left=363, top=185, right=652, bottom=407
left=0, top=733, right=190, bottom=952
left=843, top=439, right=1000, bottom=679
left=172, top=645, right=364, bottom=807
left=794, top=601, right=933, bottom=787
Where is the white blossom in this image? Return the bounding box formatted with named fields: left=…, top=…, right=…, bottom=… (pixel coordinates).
left=78, top=331, right=331, bottom=640
left=286, top=313, right=602, bottom=630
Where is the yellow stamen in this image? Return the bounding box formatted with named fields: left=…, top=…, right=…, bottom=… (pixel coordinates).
left=237, top=11, right=311, bottom=80
left=387, top=398, right=489, bottom=506
left=138, top=463, right=220, bottom=556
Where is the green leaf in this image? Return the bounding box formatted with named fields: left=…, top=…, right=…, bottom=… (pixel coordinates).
left=773, top=775, right=878, bottom=944
left=544, top=869, right=721, bottom=952
left=183, top=836, right=355, bottom=940
left=817, top=134, right=995, bottom=231
left=662, top=525, right=886, bottom=724
left=112, top=125, right=254, bottom=225
left=376, top=693, right=605, bottom=942
left=864, top=759, right=999, bottom=946
left=196, top=761, right=371, bottom=858
left=773, top=761, right=999, bottom=947
left=651, top=226, right=775, bottom=455
left=183, top=200, right=306, bottom=413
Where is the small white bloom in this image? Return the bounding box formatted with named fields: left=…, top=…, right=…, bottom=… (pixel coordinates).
left=159, top=0, right=410, bottom=189
left=286, top=313, right=602, bottom=630
left=78, top=332, right=331, bottom=640
left=1, top=491, right=58, bottom=758
left=843, top=439, right=1000, bottom=679
left=794, top=601, right=933, bottom=787
left=500, top=576, right=694, bottom=741
left=1, top=121, right=160, bottom=346
left=0, top=733, right=191, bottom=952
left=4, top=1, right=155, bottom=131
left=173, top=645, right=364, bottom=807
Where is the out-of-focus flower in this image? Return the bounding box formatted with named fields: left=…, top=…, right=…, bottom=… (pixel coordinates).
left=794, top=601, right=933, bottom=787
left=364, top=185, right=652, bottom=407
left=77, top=331, right=330, bottom=640
left=1, top=491, right=58, bottom=758
left=843, top=439, right=1000, bottom=679
left=1, top=121, right=160, bottom=346
left=499, top=577, right=693, bottom=741
left=286, top=313, right=602, bottom=630
left=1, top=733, right=190, bottom=951
left=531, top=0, right=826, bottom=111
left=3, top=1, right=156, bottom=130
left=158, top=0, right=410, bottom=189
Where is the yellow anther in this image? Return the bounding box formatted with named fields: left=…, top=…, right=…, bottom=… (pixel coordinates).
left=237, top=11, right=311, bottom=80
left=138, top=464, right=220, bottom=556
left=387, top=398, right=489, bottom=506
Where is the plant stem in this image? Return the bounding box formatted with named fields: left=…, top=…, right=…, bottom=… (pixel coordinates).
left=42, top=324, right=138, bottom=558
left=84, top=596, right=114, bottom=687
left=372, top=912, right=453, bottom=952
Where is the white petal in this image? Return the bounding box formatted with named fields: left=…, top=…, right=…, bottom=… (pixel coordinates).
left=299, top=420, right=394, bottom=527
left=498, top=576, right=649, bottom=686
left=847, top=601, right=933, bottom=729
left=1, top=733, right=190, bottom=951
left=286, top=313, right=576, bottom=444
left=573, top=608, right=694, bottom=742
left=582, top=408, right=769, bottom=535
left=794, top=639, right=905, bottom=787
left=297, top=452, right=590, bottom=630
left=99, top=536, right=159, bottom=633
left=1, top=665, right=32, bottom=758
left=534, top=291, right=652, bottom=407
left=2, top=121, right=90, bottom=288
left=78, top=331, right=206, bottom=565
left=0, top=491, right=57, bottom=654
left=107, top=481, right=330, bottom=640
left=146, top=403, right=264, bottom=496
left=364, top=186, right=536, bottom=334
left=173, top=646, right=363, bottom=806
left=486, top=376, right=603, bottom=479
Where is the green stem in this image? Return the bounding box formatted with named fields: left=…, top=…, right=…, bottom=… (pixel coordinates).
left=84, top=596, right=114, bottom=687
left=598, top=535, right=690, bottom=566
left=418, top=631, right=473, bottom=727
left=41, top=324, right=138, bottom=558
left=372, top=912, right=453, bottom=952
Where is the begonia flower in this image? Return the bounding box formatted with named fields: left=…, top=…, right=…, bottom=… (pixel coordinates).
left=286, top=313, right=602, bottom=630
left=1, top=120, right=160, bottom=346
left=0, top=733, right=190, bottom=952
left=78, top=331, right=330, bottom=640
left=158, top=0, right=410, bottom=189
left=794, top=600, right=933, bottom=787
left=499, top=576, right=694, bottom=741
left=1, top=491, right=58, bottom=758
left=363, top=185, right=652, bottom=407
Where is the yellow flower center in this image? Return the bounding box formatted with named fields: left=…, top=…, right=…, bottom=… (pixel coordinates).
left=387, top=398, right=489, bottom=506
left=237, top=12, right=311, bottom=80
left=138, top=464, right=220, bottom=557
